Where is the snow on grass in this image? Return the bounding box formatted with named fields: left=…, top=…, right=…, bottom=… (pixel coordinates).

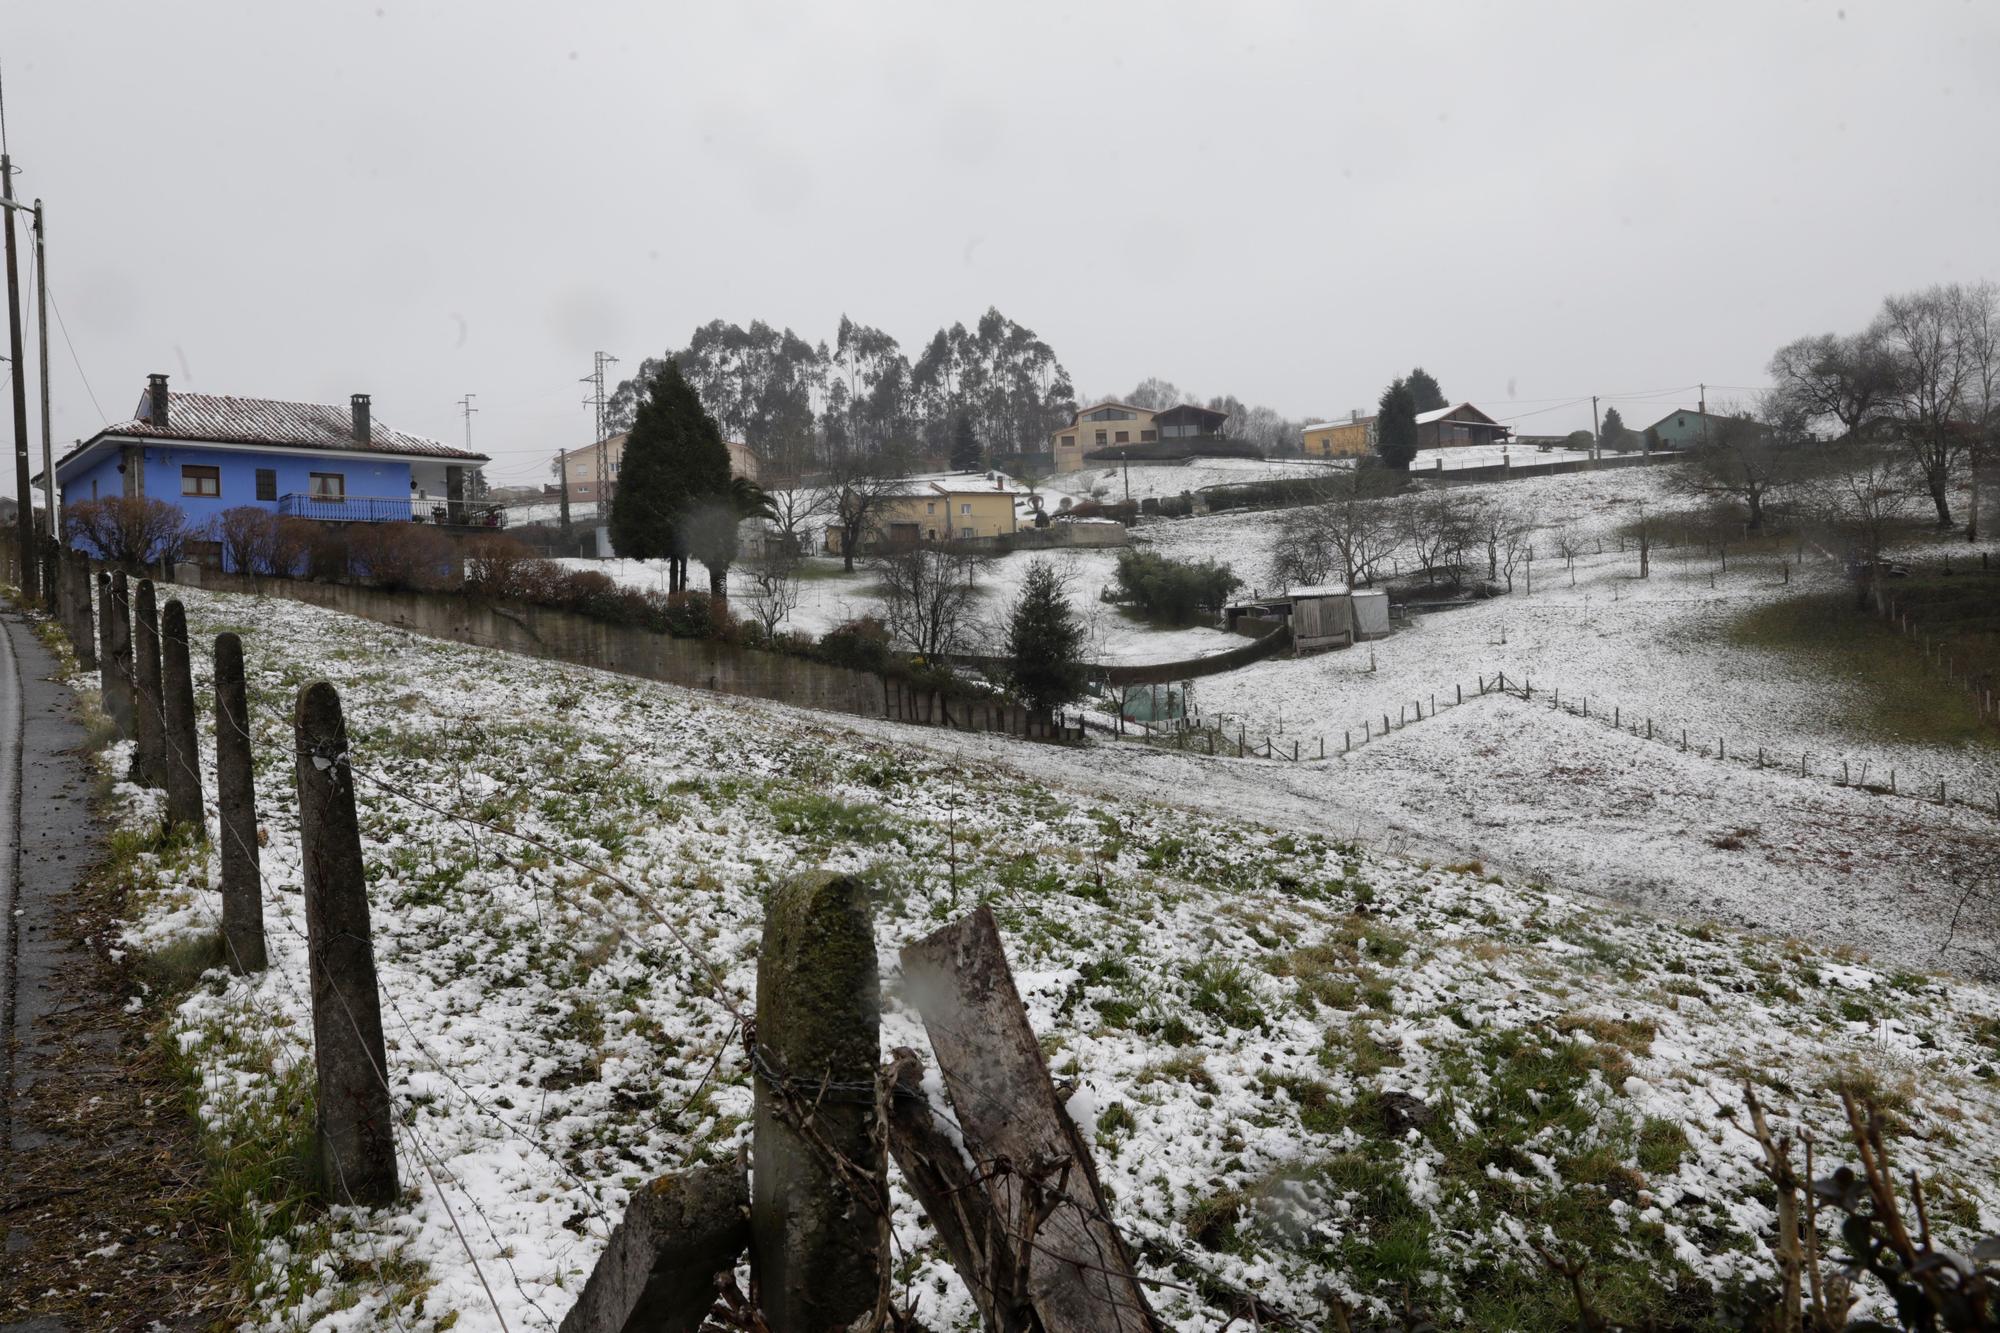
left=573, top=549, right=1241, bottom=666
left=91, top=584, right=2000, bottom=1331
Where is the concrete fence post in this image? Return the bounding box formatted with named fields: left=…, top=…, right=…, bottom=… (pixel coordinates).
left=214, top=632, right=267, bottom=974
left=66, top=553, right=97, bottom=670
left=295, top=680, right=398, bottom=1207
left=131, top=579, right=168, bottom=788
left=751, top=872, right=883, bottom=1330
left=98, top=571, right=129, bottom=735
left=109, top=572, right=137, bottom=737
left=160, top=600, right=206, bottom=831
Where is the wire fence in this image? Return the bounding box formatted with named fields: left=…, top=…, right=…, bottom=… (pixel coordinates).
left=1120, top=661, right=2000, bottom=825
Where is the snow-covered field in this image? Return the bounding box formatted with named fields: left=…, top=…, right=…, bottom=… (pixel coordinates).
left=91, top=584, right=2000, bottom=1331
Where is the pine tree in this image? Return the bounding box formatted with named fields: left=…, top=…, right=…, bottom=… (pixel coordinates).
left=1407, top=367, right=1448, bottom=413
left=1006, top=559, right=1087, bottom=718
left=1375, top=377, right=1419, bottom=470
left=950, top=414, right=982, bottom=471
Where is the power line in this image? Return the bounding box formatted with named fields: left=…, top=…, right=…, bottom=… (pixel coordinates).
left=44, top=283, right=107, bottom=427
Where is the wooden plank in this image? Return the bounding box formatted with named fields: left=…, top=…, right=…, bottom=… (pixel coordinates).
left=900, top=907, right=1160, bottom=1333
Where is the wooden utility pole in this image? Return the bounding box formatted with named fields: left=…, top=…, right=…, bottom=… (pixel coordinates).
left=2, top=153, right=35, bottom=601
left=32, top=199, right=50, bottom=535
left=1590, top=395, right=1602, bottom=461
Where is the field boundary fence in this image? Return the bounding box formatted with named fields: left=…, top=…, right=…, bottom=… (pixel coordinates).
left=1122, top=662, right=2000, bottom=825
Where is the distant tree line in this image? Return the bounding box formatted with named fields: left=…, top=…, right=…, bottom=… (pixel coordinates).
left=603, top=308, right=1076, bottom=482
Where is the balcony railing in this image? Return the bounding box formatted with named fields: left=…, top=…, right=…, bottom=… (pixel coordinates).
left=275, top=493, right=506, bottom=528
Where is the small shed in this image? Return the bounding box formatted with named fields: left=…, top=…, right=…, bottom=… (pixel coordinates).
left=1350, top=589, right=1390, bottom=640
left=1287, top=584, right=1354, bottom=653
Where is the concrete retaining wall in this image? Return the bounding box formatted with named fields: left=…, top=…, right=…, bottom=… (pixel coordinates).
left=174, top=568, right=890, bottom=719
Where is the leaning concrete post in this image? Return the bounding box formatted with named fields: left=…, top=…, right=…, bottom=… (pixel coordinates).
left=213, top=633, right=267, bottom=974
left=159, top=599, right=206, bottom=831
left=131, top=579, right=167, bottom=788
left=556, top=1162, right=750, bottom=1333
left=106, top=572, right=136, bottom=739
left=751, top=872, right=883, bottom=1329
left=296, top=680, right=398, bottom=1207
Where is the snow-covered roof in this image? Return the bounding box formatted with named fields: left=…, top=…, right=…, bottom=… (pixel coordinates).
left=1289, top=584, right=1351, bottom=598
left=1303, top=416, right=1374, bottom=433
left=1415, top=402, right=1501, bottom=427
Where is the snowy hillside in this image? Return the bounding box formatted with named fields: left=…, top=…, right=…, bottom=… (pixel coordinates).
left=98, top=585, right=2000, bottom=1332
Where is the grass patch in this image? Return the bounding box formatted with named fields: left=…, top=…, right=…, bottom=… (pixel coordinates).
left=1722, top=586, right=1998, bottom=749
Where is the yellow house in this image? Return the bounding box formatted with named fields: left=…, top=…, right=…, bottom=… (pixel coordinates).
left=1050, top=401, right=1157, bottom=474
left=1302, top=413, right=1375, bottom=458
left=824, top=479, right=1022, bottom=554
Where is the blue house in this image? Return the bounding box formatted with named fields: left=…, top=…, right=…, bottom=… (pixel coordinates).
left=43, top=374, right=491, bottom=542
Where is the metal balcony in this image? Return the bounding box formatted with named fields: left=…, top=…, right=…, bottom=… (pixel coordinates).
left=274, top=493, right=507, bottom=528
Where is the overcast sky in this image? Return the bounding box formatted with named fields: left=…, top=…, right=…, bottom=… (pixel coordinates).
left=2, top=1, right=1996, bottom=495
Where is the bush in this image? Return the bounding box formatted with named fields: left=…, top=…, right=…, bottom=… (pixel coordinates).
left=306, top=526, right=350, bottom=581
left=815, top=616, right=893, bottom=674
left=463, top=534, right=536, bottom=591
left=269, top=517, right=316, bottom=578
left=1110, top=549, right=1240, bottom=626
left=345, top=523, right=457, bottom=591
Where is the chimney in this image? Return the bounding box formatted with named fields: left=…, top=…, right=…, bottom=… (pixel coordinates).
left=350, top=393, right=371, bottom=445
left=147, top=374, right=170, bottom=428
left=1350, top=409, right=1360, bottom=424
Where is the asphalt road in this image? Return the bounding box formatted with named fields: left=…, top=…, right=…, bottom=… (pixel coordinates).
left=0, top=602, right=99, bottom=1333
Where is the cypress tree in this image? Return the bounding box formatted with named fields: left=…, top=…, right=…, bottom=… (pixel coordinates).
left=950, top=414, right=982, bottom=471
left=1406, top=366, right=1448, bottom=413
left=610, top=361, right=733, bottom=594
left=1375, top=377, right=1419, bottom=471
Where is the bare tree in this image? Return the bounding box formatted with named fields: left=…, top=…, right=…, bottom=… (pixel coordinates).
left=1265, top=467, right=1399, bottom=589
left=1465, top=494, right=1531, bottom=588
left=1768, top=329, right=1901, bottom=441
left=873, top=544, right=989, bottom=660
left=741, top=545, right=803, bottom=638
left=1874, top=282, right=1991, bottom=528
left=1670, top=409, right=1801, bottom=532
left=62, top=497, right=190, bottom=570
left=1804, top=443, right=1918, bottom=606
left=1397, top=489, right=1478, bottom=586
left=828, top=445, right=913, bottom=572
left=763, top=481, right=837, bottom=557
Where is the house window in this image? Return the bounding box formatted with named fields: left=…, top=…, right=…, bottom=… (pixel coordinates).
left=1094, top=430, right=1107, bottom=446
left=960, top=526, right=974, bottom=538
left=1060, top=435, right=1074, bottom=448
left=255, top=468, right=277, bottom=501
left=91, top=479, right=99, bottom=499
left=309, top=472, right=346, bottom=499
left=181, top=464, right=221, bottom=497
left=1140, top=429, right=1157, bottom=442
left=1115, top=431, right=1129, bottom=444
left=960, top=503, right=972, bottom=515
left=926, top=501, right=935, bottom=514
